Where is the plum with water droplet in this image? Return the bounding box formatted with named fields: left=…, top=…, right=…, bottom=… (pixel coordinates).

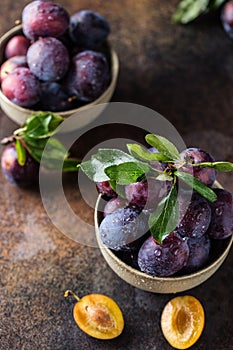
left=181, top=234, right=211, bottom=274
left=103, top=197, right=127, bottom=217
left=138, top=233, right=189, bottom=277
left=207, top=188, right=233, bottom=239
left=22, top=0, right=69, bottom=40
left=179, top=148, right=217, bottom=187
left=175, top=191, right=211, bottom=238
left=99, top=206, right=148, bottom=251
left=1, top=67, right=41, bottom=107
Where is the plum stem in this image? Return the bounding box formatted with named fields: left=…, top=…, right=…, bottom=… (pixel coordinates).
left=64, top=290, right=80, bottom=301
left=1, top=135, right=15, bottom=145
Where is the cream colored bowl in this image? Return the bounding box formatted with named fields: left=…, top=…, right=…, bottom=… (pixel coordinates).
left=0, top=25, right=119, bottom=130
left=95, top=193, right=233, bottom=294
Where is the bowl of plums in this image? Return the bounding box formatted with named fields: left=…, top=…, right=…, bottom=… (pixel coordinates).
left=79, top=133, right=233, bottom=293
left=0, top=0, right=119, bottom=130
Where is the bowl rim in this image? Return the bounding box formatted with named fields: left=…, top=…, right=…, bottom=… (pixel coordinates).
left=94, top=184, right=233, bottom=283
left=0, top=24, right=119, bottom=117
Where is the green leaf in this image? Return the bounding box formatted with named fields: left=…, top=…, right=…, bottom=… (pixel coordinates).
left=145, top=134, right=181, bottom=161
left=172, top=0, right=209, bottom=24
left=104, top=161, right=152, bottom=185
left=28, top=137, right=75, bottom=171
left=24, top=112, right=63, bottom=139
left=23, top=135, right=48, bottom=150
left=208, top=0, right=226, bottom=9
left=127, top=143, right=169, bottom=162
left=175, top=170, right=217, bottom=202
left=193, top=161, right=233, bottom=172
left=15, top=138, right=26, bottom=166
left=62, top=158, right=81, bottom=172
left=80, top=148, right=137, bottom=182
left=148, top=184, right=179, bottom=243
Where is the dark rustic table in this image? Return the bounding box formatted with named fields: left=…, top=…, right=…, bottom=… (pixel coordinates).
left=0, top=1, right=232, bottom=349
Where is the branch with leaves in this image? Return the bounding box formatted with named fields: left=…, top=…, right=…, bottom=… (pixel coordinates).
left=79, top=133, right=233, bottom=242
left=172, top=0, right=226, bottom=24
left=1, top=112, right=80, bottom=171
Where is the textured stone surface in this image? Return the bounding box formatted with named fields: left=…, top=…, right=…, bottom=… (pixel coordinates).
left=0, top=1, right=232, bottom=349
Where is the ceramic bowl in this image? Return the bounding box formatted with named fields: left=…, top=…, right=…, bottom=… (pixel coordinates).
left=94, top=188, right=233, bottom=294
left=0, top=25, right=119, bottom=130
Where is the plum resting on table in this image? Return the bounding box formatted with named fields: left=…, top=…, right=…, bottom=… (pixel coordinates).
left=1, top=143, right=39, bottom=187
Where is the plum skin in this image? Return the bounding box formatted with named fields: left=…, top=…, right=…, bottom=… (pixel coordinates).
left=99, top=206, right=148, bottom=251
left=22, top=0, right=70, bottom=40
left=27, top=37, right=70, bottom=82
left=138, top=233, right=189, bottom=277
left=66, top=50, right=110, bottom=102
left=125, top=177, right=172, bottom=210
left=207, top=188, right=233, bottom=239
left=69, top=10, right=110, bottom=47
left=179, top=148, right=217, bottom=187
left=1, top=67, right=41, bottom=107
left=5, top=35, right=30, bottom=59
left=1, top=143, right=39, bottom=187
left=0, top=56, right=28, bottom=82
left=221, top=1, right=233, bottom=39
left=96, top=181, right=117, bottom=199
left=181, top=234, right=211, bottom=274
left=175, top=191, right=211, bottom=239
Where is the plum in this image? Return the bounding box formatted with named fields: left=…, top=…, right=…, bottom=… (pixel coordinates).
left=103, top=197, right=127, bottom=217
left=22, top=0, right=69, bottom=40
left=1, top=67, right=40, bottom=107
left=175, top=191, right=211, bottom=238
left=138, top=233, right=189, bottom=277
left=99, top=206, right=148, bottom=251
left=0, top=55, right=27, bottom=82
left=69, top=10, right=110, bottom=47
left=39, top=82, right=78, bottom=112
left=207, top=188, right=233, bottom=239
left=182, top=234, right=211, bottom=273
left=66, top=50, right=110, bottom=102
left=27, top=37, right=70, bottom=82
left=221, top=0, right=233, bottom=39
left=125, top=177, right=172, bottom=210
left=1, top=143, right=39, bottom=187
left=179, top=148, right=217, bottom=187
left=5, top=35, right=30, bottom=59
left=96, top=181, right=117, bottom=199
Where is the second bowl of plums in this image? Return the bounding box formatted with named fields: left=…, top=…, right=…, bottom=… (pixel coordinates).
left=90, top=140, right=233, bottom=294
left=0, top=1, right=119, bottom=129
